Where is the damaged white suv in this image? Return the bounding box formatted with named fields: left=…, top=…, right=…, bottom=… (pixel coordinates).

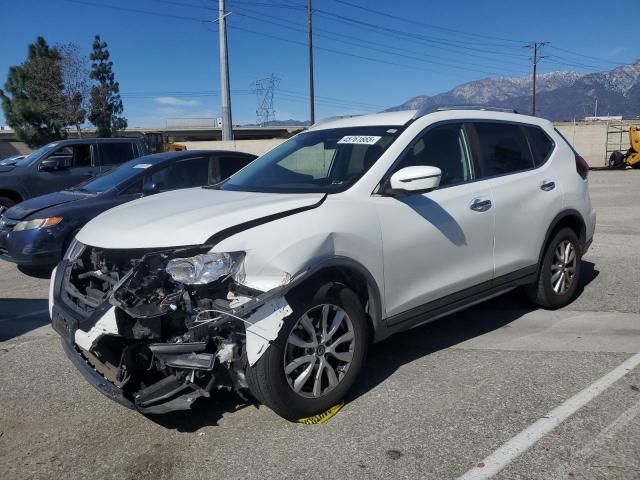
left=50, top=107, right=595, bottom=420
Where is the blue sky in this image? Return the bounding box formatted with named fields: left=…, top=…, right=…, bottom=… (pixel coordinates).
left=0, top=0, right=636, bottom=127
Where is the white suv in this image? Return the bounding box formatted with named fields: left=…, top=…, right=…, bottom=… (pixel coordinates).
left=50, top=107, right=596, bottom=420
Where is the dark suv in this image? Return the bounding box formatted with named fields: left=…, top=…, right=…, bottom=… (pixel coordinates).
left=0, top=138, right=146, bottom=213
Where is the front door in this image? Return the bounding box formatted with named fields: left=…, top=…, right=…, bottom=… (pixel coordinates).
left=29, top=143, right=98, bottom=196
left=373, top=122, right=495, bottom=321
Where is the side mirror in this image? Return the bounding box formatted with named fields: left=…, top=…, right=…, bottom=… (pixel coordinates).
left=142, top=181, right=159, bottom=196
left=39, top=157, right=65, bottom=172
left=386, top=166, right=442, bottom=194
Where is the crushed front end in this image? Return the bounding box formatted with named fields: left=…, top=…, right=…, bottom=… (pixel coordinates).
left=51, top=242, right=292, bottom=414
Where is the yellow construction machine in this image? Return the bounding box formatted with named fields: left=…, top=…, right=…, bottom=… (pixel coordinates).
left=142, top=131, right=187, bottom=154
left=608, top=126, right=640, bottom=169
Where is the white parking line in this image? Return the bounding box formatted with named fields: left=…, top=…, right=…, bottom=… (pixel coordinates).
left=0, top=308, right=49, bottom=323
left=457, top=352, right=640, bottom=480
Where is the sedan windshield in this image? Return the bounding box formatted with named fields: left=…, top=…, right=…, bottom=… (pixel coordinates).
left=220, top=126, right=403, bottom=193
left=68, top=158, right=155, bottom=194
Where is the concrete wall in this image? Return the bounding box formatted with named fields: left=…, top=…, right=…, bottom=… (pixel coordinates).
left=182, top=139, right=286, bottom=157
left=554, top=122, right=609, bottom=167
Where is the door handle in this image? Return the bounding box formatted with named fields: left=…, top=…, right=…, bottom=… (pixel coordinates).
left=470, top=198, right=492, bottom=212
left=540, top=180, right=556, bottom=191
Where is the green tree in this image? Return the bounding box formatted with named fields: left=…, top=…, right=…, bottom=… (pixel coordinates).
left=58, top=42, right=90, bottom=137
left=0, top=37, right=67, bottom=147
left=88, top=35, right=127, bottom=137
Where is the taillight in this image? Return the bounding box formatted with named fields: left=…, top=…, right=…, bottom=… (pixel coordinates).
left=575, top=154, right=589, bottom=179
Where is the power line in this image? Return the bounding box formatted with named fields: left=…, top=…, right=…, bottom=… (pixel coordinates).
left=251, top=74, right=280, bottom=125
left=231, top=9, right=530, bottom=75
left=326, top=0, right=529, bottom=45
left=61, top=0, right=214, bottom=23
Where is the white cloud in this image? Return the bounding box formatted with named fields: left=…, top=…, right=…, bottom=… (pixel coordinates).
left=153, top=96, right=200, bottom=107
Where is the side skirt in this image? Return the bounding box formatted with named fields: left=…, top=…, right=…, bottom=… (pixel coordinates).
left=377, top=265, right=537, bottom=341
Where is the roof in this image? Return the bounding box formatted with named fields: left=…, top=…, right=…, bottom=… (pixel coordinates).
left=308, top=108, right=551, bottom=131
left=133, top=149, right=256, bottom=165
left=50, top=137, right=145, bottom=145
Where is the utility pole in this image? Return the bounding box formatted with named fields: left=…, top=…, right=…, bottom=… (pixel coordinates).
left=525, top=42, right=547, bottom=116
left=219, top=0, right=233, bottom=140
left=307, top=0, right=315, bottom=125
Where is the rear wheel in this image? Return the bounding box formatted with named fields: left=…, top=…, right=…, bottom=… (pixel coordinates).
left=525, top=227, right=582, bottom=309
left=246, top=282, right=368, bottom=421
left=0, top=196, right=15, bottom=215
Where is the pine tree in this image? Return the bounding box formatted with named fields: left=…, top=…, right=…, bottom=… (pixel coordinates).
left=88, top=35, right=127, bottom=137
left=0, top=37, right=67, bottom=147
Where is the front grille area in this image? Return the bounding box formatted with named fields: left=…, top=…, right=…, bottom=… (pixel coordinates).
left=62, top=246, right=156, bottom=317
left=0, top=216, right=18, bottom=254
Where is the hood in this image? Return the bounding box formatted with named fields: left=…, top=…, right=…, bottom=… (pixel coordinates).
left=6, top=191, right=89, bottom=220
left=77, top=188, right=326, bottom=249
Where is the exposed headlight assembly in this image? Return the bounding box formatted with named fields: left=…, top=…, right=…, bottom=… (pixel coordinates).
left=14, top=217, right=63, bottom=232
left=165, top=251, right=245, bottom=285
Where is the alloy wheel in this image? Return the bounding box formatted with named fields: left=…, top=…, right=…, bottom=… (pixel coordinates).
left=551, top=240, right=577, bottom=295
left=283, top=304, right=355, bottom=399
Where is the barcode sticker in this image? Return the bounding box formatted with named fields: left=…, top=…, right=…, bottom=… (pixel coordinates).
left=338, top=135, right=381, bottom=145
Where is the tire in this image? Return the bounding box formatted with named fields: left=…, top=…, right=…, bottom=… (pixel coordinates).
left=525, top=227, right=582, bottom=309
left=608, top=151, right=625, bottom=169
left=246, top=281, right=369, bottom=421
left=0, top=196, right=15, bottom=215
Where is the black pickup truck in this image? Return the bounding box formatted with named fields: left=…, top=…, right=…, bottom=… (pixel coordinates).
left=0, top=137, right=147, bottom=213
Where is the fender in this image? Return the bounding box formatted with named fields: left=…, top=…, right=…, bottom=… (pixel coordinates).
left=537, top=209, right=586, bottom=270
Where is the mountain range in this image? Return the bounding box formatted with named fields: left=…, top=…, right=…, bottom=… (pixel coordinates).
left=386, top=59, right=640, bottom=120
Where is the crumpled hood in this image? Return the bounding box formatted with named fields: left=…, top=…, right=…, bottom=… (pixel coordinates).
left=77, top=188, right=325, bottom=249
left=5, top=191, right=88, bottom=220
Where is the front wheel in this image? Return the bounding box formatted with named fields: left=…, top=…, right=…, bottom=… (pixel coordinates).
left=246, top=282, right=368, bottom=421
left=525, top=227, right=582, bottom=309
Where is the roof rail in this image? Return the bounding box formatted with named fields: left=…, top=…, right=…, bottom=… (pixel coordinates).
left=412, top=104, right=519, bottom=119
left=312, top=114, right=364, bottom=127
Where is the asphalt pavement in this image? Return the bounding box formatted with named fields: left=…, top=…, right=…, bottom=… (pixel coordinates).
left=0, top=170, right=638, bottom=480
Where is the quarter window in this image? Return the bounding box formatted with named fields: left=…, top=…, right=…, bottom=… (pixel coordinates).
left=394, top=123, right=473, bottom=186
left=524, top=126, right=554, bottom=166
left=473, top=123, right=534, bottom=176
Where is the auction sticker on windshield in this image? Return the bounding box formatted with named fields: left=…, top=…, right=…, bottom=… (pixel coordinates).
left=338, top=135, right=381, bottom=145
left=133, top=163, right=152, bottom=169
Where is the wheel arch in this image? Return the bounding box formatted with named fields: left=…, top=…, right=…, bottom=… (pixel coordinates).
left=0, top=189, right=23, bottom=205
left=539, top=209, right=586, bottom=266
left=287, top=256, right=383, bottom=342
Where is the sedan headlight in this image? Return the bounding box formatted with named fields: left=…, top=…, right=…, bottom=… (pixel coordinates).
left=165, top=251, right=245, bottom=285
left=14, top=217, right=63, bottom=232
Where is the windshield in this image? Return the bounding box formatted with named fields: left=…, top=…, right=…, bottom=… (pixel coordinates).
left=16, top=143, right=61, bottom=167
left=220, top=126, right=403, bottom=193
left=68, top=157, right=154, bottom=194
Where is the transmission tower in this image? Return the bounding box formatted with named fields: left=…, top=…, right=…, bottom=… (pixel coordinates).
left=251, top=74, right=280, bottom=126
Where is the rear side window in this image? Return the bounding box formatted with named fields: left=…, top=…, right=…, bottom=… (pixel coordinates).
left=218, top=155, right=254, bottom=181
left=149, top=157, right=210, bottom=191
left=524, top=126, right=554, bottom=166
left=100, top=142, right=136, bottom=166
left=473, top=123, right=534, bottom=177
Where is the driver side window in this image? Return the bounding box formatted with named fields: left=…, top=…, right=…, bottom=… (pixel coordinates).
left=49, top=144, right=92, bottom=168
left=395, top=123, right=473, bottom=187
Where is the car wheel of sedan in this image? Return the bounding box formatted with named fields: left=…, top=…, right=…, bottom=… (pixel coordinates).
left=0, top=196, right=15, bottom=215
left=525, top=227, right=582, bottom=309
left=246, top=281, right=368, bottom=421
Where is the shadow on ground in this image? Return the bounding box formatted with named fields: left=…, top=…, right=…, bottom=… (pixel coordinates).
left=0, top=298, right=50, bottom=340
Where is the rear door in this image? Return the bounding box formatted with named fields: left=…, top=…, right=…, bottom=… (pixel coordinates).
left=469, top=121, right=562, bottom=280
left=29, top=143, right=98, bottom=196
left=97, top=142, right=138, bottom=174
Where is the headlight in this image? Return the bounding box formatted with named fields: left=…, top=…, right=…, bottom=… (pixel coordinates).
left=63, top=238, right=85, bottom=261
left=14, top=217, right=63, bottom=232
left=165, top=251, right=245, bottom=285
